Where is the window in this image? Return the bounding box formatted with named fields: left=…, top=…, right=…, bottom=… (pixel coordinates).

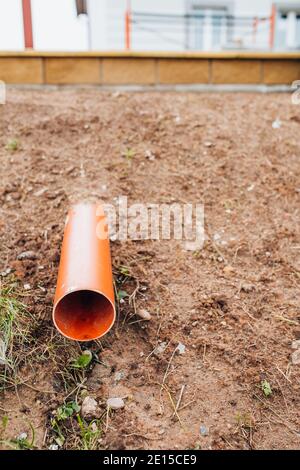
left=187, top=3, right=229, bottom=50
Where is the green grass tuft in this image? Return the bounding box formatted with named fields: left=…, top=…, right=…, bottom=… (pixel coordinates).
left=0, top=279, right=35, bottom=390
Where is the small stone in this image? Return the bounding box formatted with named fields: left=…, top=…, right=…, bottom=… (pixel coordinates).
left=136, top=309, right=152, bottom=321
left=272, top=118, right=281, bottom=129
left=23, top=284, right=31, bottom=291
left=81, top=396, right=99, bottom=420
left=204, top=141, right=213, bottom=148
left=34, top=188, right=48, bottom=197
left=46, top=191, right=61, bottom=200
left=17, top=251, right=37, bottom=261
left=153, top=341, right=167, bottom=357
left=49, top=444, right=59, bottom=450
left=291, top=350, right=300, bottom=365
left=90, top=422, right=98, bottom=433
left=145, top=150, right=156, bottom=161
left=0, top=268, right=11, bottom=277
left=65, top=166, right=75, bottom=175
left=107, top=397, right=125, bottom=410
left=114, top=370, right=126, bottom=383
left=199, top=425, right=209, bottom=436
left=241, top=283, right=255, bottom=293
left=292, top=340, right=300, bottom=350
left=176, top=342, right=186, bottom=354
left=223, top=265, right=234, bottom=276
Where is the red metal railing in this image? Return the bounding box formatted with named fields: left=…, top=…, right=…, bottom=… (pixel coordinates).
left=126, top=7, right=277, bottom=51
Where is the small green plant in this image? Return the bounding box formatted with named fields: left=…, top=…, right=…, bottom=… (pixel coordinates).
left=118, top=265, right=130, bottom=276
left=117, top=290, right=128, bottom=300
left=71, top=350, right=92, bottom=369
left=0, top=421, right=35, bottom=450
left=1, top=416, right=8, bottom=431
left=50, top=401, right=80, bottom=448
left=261, top=380, right=272, bottom=397
left=123, top=148, right=135, bottom=160
left=0, top=280, right=34, bottom=390
left=50, top=401, right=102, bottom=450
left=12, top=426, right=35, bottom=450
left=56, top=401, right=80, bottom=421
left=5, top=139, right=19, bottom=151
left=77, top=415, right=101, bottom=450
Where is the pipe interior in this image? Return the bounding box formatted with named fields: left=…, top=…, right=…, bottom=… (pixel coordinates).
left=54, top=290, right=115, bottom=341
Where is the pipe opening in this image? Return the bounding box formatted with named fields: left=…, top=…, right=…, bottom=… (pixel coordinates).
left=53, top=290, right=115, bottom=341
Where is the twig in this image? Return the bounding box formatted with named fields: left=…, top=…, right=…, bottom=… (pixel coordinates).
left=173, top=385, right=185, bottom=417
left=275, top=365, right=292, bottom=384
left=178, top=399, right=196, bottom=412
left=124, top=433, right=160, bottom=441
left=160, top=383, right=183, bottom=426
left=241, top=304, right=257, bottom=322
left=161, top=346, right=178, bottom=389
left=274, top=315, right=299, bottom=326
left=206, top=224, right=229, bottom=264
left=254, top=394, right=299, bottom=436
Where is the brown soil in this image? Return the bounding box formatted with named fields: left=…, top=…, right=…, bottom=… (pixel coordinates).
left=0, top=88, right=299, bottom=450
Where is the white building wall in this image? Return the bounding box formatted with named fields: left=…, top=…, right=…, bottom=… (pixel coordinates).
left=87, top=0, right=300, bottom=51
left=131, top=0, right=186, bottom=50
left=0, top=0, right=24, bottom=50
left=88, top=0, right=185, bottom=50
left=32, top=0, right=87, bottom=50
left=0, top=0, right=88, bottom=51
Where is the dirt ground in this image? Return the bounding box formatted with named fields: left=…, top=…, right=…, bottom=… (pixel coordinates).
left=0, top=88, right=299, bottom=450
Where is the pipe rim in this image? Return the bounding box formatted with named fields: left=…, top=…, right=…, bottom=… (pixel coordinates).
left=52, top=288, right=116, bottom=341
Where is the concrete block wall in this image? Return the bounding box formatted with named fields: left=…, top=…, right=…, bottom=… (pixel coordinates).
left=0, top=52, right=299, bottom=86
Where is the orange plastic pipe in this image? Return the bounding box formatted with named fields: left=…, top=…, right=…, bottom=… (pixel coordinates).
left=252, top=17, right=258, bottom=44
left=53, top=203, right=115, bottom=341
left=125, top=0, right=131, bottom=50
left=22, top=0, right=34, bottom=49
left=269, top=4, right=276, bottom=50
